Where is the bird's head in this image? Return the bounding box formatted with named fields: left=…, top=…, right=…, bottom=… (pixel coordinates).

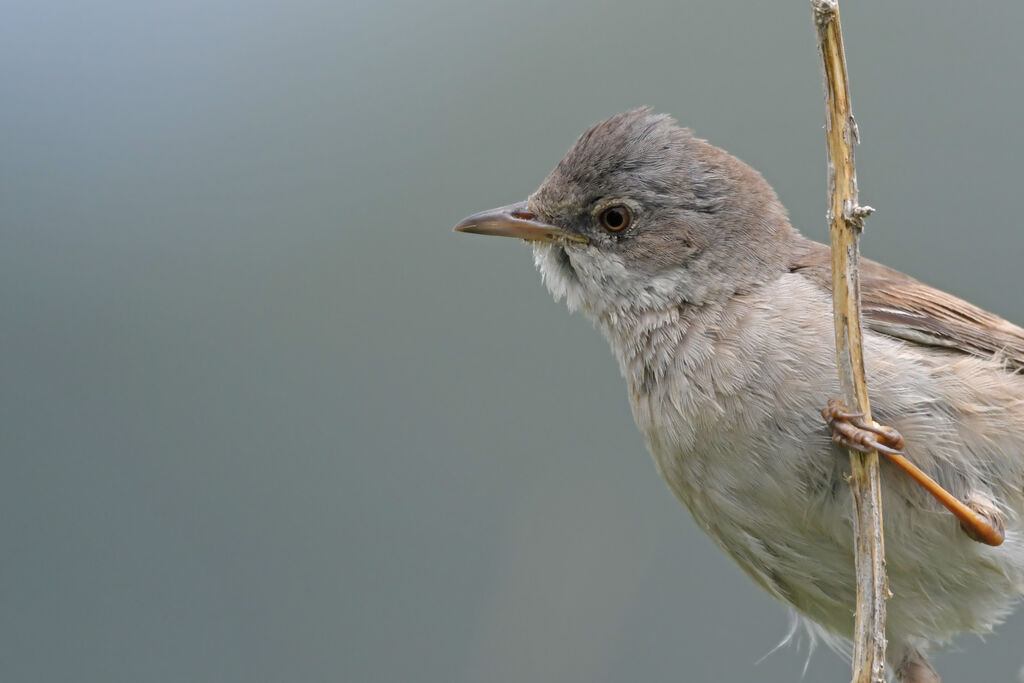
left=455, top=108, right=797, bottom=317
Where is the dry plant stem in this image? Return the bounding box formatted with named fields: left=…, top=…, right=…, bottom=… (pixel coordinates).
left=812, top=1, right=887, bottom=682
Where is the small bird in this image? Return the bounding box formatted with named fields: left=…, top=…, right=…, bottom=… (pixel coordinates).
left=454, top=109, right=1024, bottom=682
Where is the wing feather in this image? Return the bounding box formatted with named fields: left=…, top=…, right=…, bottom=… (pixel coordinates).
left=789, top=239, right=1024, bottom=371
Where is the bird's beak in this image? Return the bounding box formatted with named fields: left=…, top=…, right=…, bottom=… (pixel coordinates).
left=454, top=201, right=588, bottom=245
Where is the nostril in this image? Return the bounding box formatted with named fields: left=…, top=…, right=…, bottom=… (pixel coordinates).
left=511, top=210, right=535, bottom=220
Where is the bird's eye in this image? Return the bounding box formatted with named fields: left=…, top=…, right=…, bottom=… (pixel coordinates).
left=599, top=205, right=631, bottom=232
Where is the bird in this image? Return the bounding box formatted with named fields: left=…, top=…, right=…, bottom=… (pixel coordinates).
left=454, top=108, right=1024, bottom=682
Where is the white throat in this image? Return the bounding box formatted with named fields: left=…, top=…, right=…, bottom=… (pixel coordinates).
left=532, top=242, right=718, bottom=397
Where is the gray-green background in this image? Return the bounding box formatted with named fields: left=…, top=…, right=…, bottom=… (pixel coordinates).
left=4, top=1, right=1024, bottom=681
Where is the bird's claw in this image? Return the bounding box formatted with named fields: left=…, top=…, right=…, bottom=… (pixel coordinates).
left=822, top=398, right=905, bottom=455
left=822, top=398, right=1005, bottom=546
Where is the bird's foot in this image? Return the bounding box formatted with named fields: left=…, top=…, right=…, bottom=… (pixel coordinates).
left=821, top=398, right=1005, bottom=547
left=821, top=398, right=905, bottom=456
left=894, top=647, right=941, bottom=683
left=961, top=492, right=1005, bottom=545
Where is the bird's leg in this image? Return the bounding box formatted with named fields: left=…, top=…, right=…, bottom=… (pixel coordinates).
left=961, top=492, right=1005, bottom=545
left=893, top=647, right=941, bottom=683
left=821, top=398, right=1005, bottom=546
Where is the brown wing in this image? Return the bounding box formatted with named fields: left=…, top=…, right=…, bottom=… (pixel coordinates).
left=789, top=238, right=1024, bottom=371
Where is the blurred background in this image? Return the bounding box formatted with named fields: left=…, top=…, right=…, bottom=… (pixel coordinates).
left=3, top=1, right=1024, bottom=681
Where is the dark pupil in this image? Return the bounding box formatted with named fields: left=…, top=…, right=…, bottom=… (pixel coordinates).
left=604, top=208, right=624, bottom=228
